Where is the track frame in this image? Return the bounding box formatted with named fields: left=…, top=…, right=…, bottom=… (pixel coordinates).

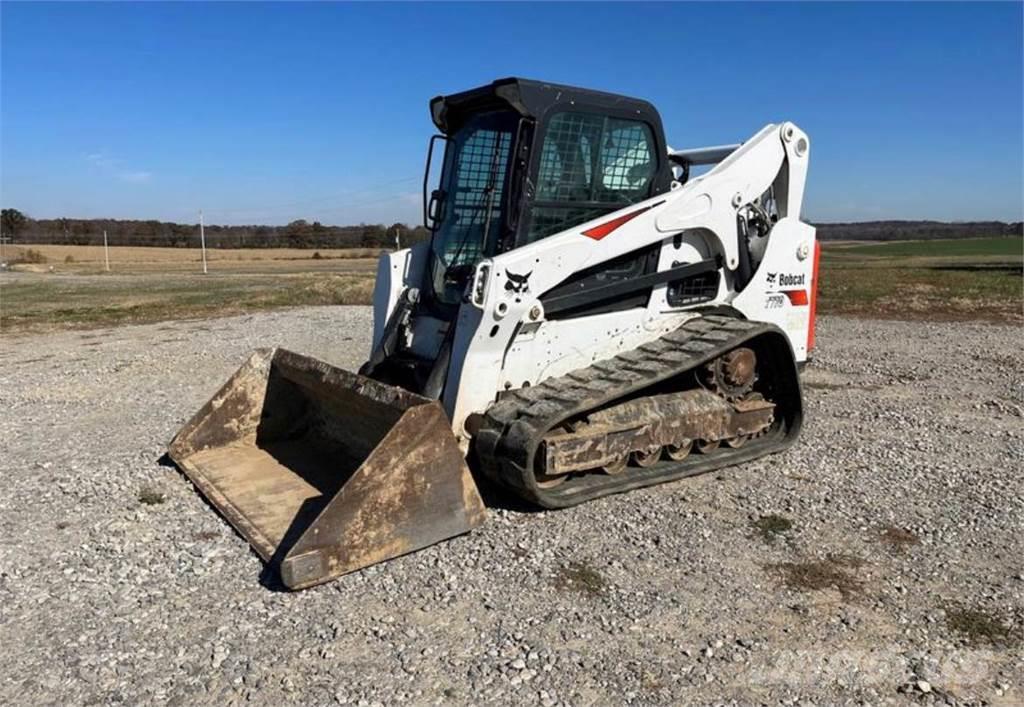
left=474, top=315, right=803, bottom=508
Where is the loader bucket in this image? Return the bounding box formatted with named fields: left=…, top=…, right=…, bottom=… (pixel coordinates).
left=168, top=348, right=486, bottom=590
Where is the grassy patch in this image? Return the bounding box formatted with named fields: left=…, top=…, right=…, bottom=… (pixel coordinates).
left=1, top=272, right=375, bottom=332
left=945, top=605, right=1019, bottom=647
left=818, top=263, right=1021, bottom=322
left=767, top=554, right=865, bottom=598
left=138, top=486, right=167, bottom=506
left=554, top=560, right=607, bottom=596
left=818, top=236, right=1022, bottom=323
left=752, top=514, right=794, bottom=542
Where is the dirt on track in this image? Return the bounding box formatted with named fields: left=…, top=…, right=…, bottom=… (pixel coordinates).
left=0, top=308, right=1021, bottom=705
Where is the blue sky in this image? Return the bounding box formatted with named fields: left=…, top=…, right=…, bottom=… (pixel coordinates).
left=2, top=2, right=1022, bottom=226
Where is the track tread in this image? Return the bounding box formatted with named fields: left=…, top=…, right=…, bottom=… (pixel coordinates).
left=475, top=315, right=803, bottom=508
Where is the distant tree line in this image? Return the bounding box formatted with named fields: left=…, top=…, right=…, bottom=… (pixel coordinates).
left=1, top=208, right=1020, bottom=247
left=0, top=210, right=431, bottom=249
left=814, top=220, right=1022, bottom=242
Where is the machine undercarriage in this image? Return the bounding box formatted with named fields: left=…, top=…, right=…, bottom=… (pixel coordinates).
left=475, top=315, right=801, bottom=508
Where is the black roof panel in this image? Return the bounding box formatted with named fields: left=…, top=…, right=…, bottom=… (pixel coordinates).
left=430, top=77, right=661, bottom=133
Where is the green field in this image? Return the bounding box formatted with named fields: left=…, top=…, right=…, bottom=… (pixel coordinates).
left=819, top=236, right=1021, bottom=322
left=826, top=236, right=1021, bottom=259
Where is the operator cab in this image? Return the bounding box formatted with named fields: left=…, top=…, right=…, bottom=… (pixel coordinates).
left=423, top=78, right=674, bottom=310
left=366, top=79, right=675, bottom=397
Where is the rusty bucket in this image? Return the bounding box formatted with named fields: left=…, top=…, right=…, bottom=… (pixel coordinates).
left=168, top=348, right=486, bottom=590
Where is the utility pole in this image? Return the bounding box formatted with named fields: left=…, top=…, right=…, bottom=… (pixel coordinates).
left=199, top=210, right=208, bottom=274
left=103, top=230, right=110, bottom=272
left=394, top=224, right=401, bottom=251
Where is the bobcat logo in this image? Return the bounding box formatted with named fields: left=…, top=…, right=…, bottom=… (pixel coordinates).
left=505, top=269, right=532, bottom=294
left=766, top=272, right=777, bottom=285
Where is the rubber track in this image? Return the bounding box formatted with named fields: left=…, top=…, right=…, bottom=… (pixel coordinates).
left=474, top=315, right=803, bottom=508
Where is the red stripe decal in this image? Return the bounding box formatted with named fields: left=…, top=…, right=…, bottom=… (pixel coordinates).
left=783, top=289, right=809, bottom=306
left=808, top=240, right=821, bottom=351
left=581, top=201, right=663, bottom=240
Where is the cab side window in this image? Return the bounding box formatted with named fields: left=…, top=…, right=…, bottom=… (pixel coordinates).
left=527, top=112, right=656, bottom=242
left=598, top=120, right=656, bottom=199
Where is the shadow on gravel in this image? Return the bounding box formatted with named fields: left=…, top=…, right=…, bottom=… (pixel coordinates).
left=466, top=455, right=543, bottom=514
left=259, top=565, right=291, bottom=592
left=138, top=485, right=166, bottom=505
left=750, top=514, right=794, bottom=543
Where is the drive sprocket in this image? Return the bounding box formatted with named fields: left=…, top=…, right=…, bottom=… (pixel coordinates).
left=700, top=347, right=757, bottom=401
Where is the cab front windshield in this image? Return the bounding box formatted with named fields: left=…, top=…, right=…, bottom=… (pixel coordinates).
left=429, top=111, right=518, bottom=306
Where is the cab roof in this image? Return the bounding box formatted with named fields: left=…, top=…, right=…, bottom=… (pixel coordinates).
left=429, top=77, right=663, bottom=134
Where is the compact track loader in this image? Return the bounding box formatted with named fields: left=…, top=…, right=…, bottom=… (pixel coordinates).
left=170, top=78, right=819, bottom=589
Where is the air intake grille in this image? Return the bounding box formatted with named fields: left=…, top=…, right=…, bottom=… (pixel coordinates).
left=666, top=269, right=720, bottom=307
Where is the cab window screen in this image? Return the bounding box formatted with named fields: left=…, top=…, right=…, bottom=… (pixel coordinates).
left=442, top=126, right=513, bottom=264
left=528, top=112, right=656, bottom=242
left=536, top=113, right=602, bottom=202
left=428, top=111, right=517, bottom=306
left=597, top=120, right=656, bottom=200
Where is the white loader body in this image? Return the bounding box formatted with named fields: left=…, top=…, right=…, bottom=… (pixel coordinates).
left=171, top=78, right=817, bottom=589
left=372, top=122, right=817, bottom=446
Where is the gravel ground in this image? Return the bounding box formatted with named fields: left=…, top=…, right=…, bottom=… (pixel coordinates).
left=1, top=307, right=1021, bottom=705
